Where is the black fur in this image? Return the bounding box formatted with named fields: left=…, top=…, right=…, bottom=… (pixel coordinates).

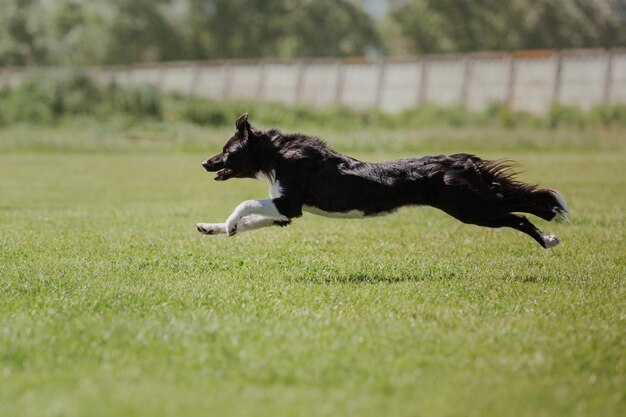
left=201, top=114, right=568, bottom=248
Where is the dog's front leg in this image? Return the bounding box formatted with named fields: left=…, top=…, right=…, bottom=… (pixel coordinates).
left=195, top=222, right=227, bottom=235
left=225, top=199, right=289, bottom=236
left=196, top=215, right=289, bottom=236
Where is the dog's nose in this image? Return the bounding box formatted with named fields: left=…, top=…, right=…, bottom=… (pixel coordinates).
left=202, top=160, right=211, bottom=170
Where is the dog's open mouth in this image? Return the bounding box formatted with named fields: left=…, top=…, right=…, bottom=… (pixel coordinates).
left=214, top=168, right=235, bottom=181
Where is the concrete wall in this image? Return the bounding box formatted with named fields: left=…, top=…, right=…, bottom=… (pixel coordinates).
left=465, top=54, right=511, bottom=112
left=3, top=49, right=625, bottom=115
left=510, top=55, right=560, bottom=114
left=299, top=61, right=341, bottom=107
left=379, top=61, right=421, bottom=112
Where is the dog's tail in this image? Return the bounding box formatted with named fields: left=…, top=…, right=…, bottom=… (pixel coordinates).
left=479, top=158, right=569, bottom=222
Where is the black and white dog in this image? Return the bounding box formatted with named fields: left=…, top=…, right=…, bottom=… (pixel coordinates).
left=196, top=114, right=568, bottom=248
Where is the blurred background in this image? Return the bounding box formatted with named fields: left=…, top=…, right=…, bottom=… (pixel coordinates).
left=1, top=0, right=626, bottom=130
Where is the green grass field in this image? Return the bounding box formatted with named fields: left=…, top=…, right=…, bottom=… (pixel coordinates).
left=1, top=124, right=624, bottom=417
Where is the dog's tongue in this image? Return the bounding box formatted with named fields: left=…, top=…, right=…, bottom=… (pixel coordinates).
left=214, top=168, right=233, bottom=181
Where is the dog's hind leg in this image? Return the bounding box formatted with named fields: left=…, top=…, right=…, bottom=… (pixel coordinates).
left=196, top=215, right=291, bottom=236
left=481, top=214, right=561, bottom=249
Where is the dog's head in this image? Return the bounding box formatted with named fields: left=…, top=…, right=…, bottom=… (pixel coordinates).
left=202, top=113, right=266, bottom=181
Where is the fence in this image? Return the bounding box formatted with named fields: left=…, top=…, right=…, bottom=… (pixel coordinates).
left=2, top=48, right=625, bottom=114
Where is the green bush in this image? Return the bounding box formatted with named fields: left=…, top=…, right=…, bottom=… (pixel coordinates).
left=105, top=82, right=162, bottom=119
left=547, top=103, right=587, bottom=129
left=182, top=98, right=231, bottom=126
left=0, top=77, right=58, bottom=123
left=589, top=104, right=626, bottom=127
left=0, top=72, right=107, bottom=124
left=485, top=102, right=517, bottom=128
left=58, top=72, right=103, bottom=115
left=482, top=102, right=543, bottom=128
left=0, top=73, right=163, bottom=125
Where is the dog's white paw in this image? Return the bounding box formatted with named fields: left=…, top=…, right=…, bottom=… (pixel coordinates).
left=225, top=218, right=239, bottom=237
left=542, top=234, right=561, bottom=249
left=196, top=223, right=226, bottom=236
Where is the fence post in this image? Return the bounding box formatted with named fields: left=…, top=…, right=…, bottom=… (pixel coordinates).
left=295, top=61, right=305, bottom=104
left=189, top=63, right=201, bottom=97
left=375, top=60, right=386, bottom=108
left=552, top=51, right=563, bottom=105
left=603, top=50, right=613, bottom=105
left=156, top=63, right=166, bottom=93
left=460, top=54, right=472, bottom=108
left=506, top=53, right=516, bottom=107
left=335, top=60, right=345, bottom=105
left=418, top=56, right=429, bottom=105
left=221, top=62, right=232, bottom=101
left=257, top=61, right=267, bottom=100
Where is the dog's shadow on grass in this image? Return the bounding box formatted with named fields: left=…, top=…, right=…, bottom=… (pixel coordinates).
left=311, top=272, right=431, bottom=284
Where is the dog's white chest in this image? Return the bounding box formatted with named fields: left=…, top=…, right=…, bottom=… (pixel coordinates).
left=257, top=170, right=283, bottom=199
left=269, top=180, right=283, bottom=199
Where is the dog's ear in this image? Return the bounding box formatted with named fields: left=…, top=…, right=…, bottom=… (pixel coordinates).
left=235, top=113, right=250, bottom=135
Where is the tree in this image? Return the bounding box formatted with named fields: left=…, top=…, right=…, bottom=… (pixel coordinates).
left=183, top=0, right=379, bottom=59
left=105, top=0, right=186, bottom=64
left=0, top=0, right=50, bottom=66
left=284, top=0, right=380, bottom=57
left=390, top=0, right=626, bottom=54
left=184, top=0, right=289, bottom=59
left=49, top=0, right=110, bottom=66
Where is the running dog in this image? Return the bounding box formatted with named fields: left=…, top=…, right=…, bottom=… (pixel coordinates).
left=196, top=114, right=568, bottom=248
